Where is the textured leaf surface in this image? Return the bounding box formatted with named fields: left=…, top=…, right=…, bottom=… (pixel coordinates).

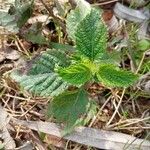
left=0, top=0, right=33, bottom=33
left=28, top=49, right=70, bottom=75
left=75, top=8, right=107, bottom=61
left=47, top=89, right=89, bottom=130
left=66, top=0, right=91, bottom=41
left=58, top=63, right=92, bottom=86
left=96, top=51, right=121, bottom=65
left=11, top=49, right=70, bottom=97
left=97, top=64, right=138, bottom=87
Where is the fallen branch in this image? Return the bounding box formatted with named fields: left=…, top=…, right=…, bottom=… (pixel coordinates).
left=12, top=118, right=150, bottom=150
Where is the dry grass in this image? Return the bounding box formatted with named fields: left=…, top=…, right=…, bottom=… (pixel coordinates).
left=0, top=0, right=150, bottom=149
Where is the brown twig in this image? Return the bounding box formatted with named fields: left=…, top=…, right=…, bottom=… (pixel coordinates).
left=92, top=0, right=119, bottom=6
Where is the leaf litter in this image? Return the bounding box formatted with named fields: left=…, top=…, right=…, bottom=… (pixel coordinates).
left=0, top=0, right=150, bottom=149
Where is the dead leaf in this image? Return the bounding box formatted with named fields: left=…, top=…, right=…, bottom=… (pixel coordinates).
left=44, top=134, right=65, bottom=148
left=102, top=10, right=119, bottom=33
left=15, top=141, right=34, bottom=150
left=137, top=72, right=150, bottom=93
left=125, top=0, right=147, bottom=7
left=0, top=47, right=20, bottom=62
left=114, top=2, right=149, bottom=23
left=0, top=63, right=13, bottom=75
left=28, top=15, right=49, bottom=24
left=5, top=49, right=20, bottom=60
left=0, top=53, right=5, bottom=63
left=138, top=21, right=150, bottom=40
left=0, top=105, right=16, bottom=150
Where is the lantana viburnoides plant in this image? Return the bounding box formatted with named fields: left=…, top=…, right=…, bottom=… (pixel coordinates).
left=11, top=0, right=138, bottom=133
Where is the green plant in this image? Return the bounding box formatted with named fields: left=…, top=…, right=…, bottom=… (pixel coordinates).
left=0, top=143, right=4, bottom=150
left=11, top=0, right=138, bottom=133
left=138, top=39, right=150, bottom=51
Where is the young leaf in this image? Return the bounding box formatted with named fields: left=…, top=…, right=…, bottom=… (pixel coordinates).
left=75, top=8, right=107, bottom=61
left=11, top=49, right=70, bottom=97
left=66, top=0, right=91, bottom=41
left=47, top=89, right=89, bottom=131
left=58, top=63, right=92, bottom=86
left=96, top=64, right=138, bottom=87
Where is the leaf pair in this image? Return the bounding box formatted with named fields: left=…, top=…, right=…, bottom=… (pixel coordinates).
left=58, top=62, right=138, bottom=88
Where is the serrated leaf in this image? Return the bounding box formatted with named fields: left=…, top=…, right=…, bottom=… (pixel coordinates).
left=29, top=49, right=70, bottom=75
left=58, top=63, right=92, bottom=86
left=47, top=89, right=89, bottom=132
left=75, top=8, right=107, bottom=61
left=96, top=64, right=138, bottom=87
left=11, top=49, right=70, bottom=97
left=66, top=0, right=91, bottom=41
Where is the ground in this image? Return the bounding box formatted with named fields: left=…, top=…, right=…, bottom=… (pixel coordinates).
left=0, top=0, right=150, bottom=149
